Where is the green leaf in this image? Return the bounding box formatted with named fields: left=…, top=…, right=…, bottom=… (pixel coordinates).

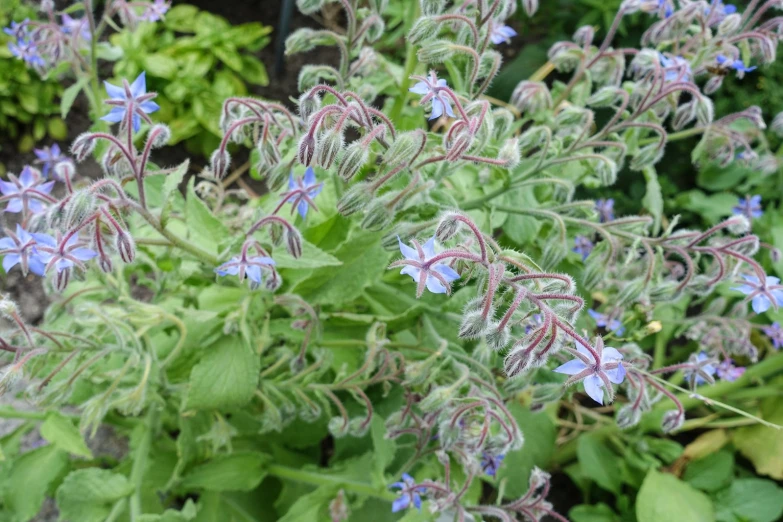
left=238, top=56, right=268, bottom=85
left=636, top=469, right=714, bottom=522
left=160, top=159, right=189, bottom=226
left=143, top=53, right=179, bottom=79
left=569, top=503, right=618, bottom=522
left=181, top=452, right=269, bottom=492
left=56, top=468, right=133, bottom=522
left=292, top=231, right=389, bottom=305
left=683, top=450, right=734, bottom=492
left=186, top=336, right=259, bottom=411
left=733, top=399, right=783, bottom=479
left=138, top=499, right=198, bottom=522
left=186, top=178, right=229, bottom=254
left=272, top=239, right=342, bottom=269
left=714, top=479, right=783, bottom=522
left=61, top=78, right=87, bottom=119
left=40, top=411, right=93, bottom=458
left=371, top=415, right=395, bottom=479
left=577, top=432, right=622, bottom=494
left=6, top=445, right=69, bottom=521
left=642, top=166, right=663, bottom=235
left=277, top=485, right=338, bottom=522
left=496, top=403, right=556, bottom=498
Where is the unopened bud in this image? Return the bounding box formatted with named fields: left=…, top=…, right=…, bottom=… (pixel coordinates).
left=727, top=215, right=751, bottom=235
left=71, top=133, right=97, bottom=162
left=54, top=267, right=71, bottom=292
left=210, top=149, right=231, bottom=178
left=586, top=86, right=622, bottom=108
left=696, top=95, right=714, bottom=125
left=573, top=25, right=594, bottom=46
left=594, top=156, right=618, bottom=185
left=360, top=198, right=395, bottom=231
left=265, top=272, right=282, bottom=292
left=703, top=75, right=724, bottom=95
left=417, top=40, right=455, bottom=63
left=485, top=326, right=510, bottom=350
left=661, top=410, right=684, bottom=433
left=116, top=231, right=136, bottom=263
left=540, top=236, right=568, bottom=270
left=616, top=405, right=642, bottom=429
left=53, top=160, right=75, bottom=183
left=316, top=131, right=343, bottom=169
left=478, top=50, right=502, bottom=80
left=511, top=81, right=552, bottom=113
left=337, top=182, right=372, bottom=216
left=337, top=141, right=370, bottom=180
left=99, top=255, right=113, bottom=273
left=364, top=16, right=385, bottom=42
left=531, top=383, right=565, bottom=405
left=286, top=28, right=318, bottom=53
left=504, top=349, right=530, bottom=377
left=328, top=417, right=350, bottom=438
left=522, top=0, right=538, bottom=16
left=298, top=134, right=316, bottom=166
left=420, top=0, right=447, bottom=16
left=408, top=17, right=438, bottom=44
left=298, top=93, right=321, bottom=122
left=498, top=138, right=520, bottom=168
left=385, top=131, right=424, bottom=168
left=148, top=124, right=171, bottom=148
left=630, top=143, right=664, bottom=170
left=459, top=310, right=490, bottom=339
left=0, top=297, right=18, bottom=319
left=435, top=213, right=461, bottom=242
left=284, top=227, right=303, bottom=258
left=419, top=386, right=453, bottom=412
left=718, top=13, right=741, bottom=35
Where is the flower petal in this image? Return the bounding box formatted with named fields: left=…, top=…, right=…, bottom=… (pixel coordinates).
left=583, top=374, right=605, bottom=404
left=553, top=358, right=588, bottom=375
left=397, top=236, right=419, bottom=260
left=130, top=71, right=147, bottom=98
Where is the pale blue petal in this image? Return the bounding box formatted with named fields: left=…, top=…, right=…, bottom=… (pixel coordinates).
left=422, top=237, right=437, bottom=258
left=0, top=238, right=15, bottom=250
left=583, top=374, right=605, bottom=404
left=104, top=80, right=126, bottom=99
left=606, top=363, right=625, bottom=384
left=139, top=100, right=159, bottom=114
left=425, top=274, right=447, bottom=293
left=400, top=265, right=421, bottom=282
left=752, top=294, right=772, bottom=314
left=3, top=254, right=19, bottom=272
left=602, top=347, right=623, bottom=361
left=304, top=166, right=316, bottom=186
left=28, top=255, right=46, bottom=276
left=397, top=236, right=419, bottom=260
left=433, top=263, right=460, bottom=282
left=130, top=71, right=147, bottom=98
left=101, top=107, right=126, bottom=123
left=409, top=82, right=429, bottom=95
left=553, top=359, right=588, bottom=375
left=430, top=98, right=444, bottom=120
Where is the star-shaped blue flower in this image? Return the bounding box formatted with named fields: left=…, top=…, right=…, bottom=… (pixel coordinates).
left=101, top=72, right=160, bottom=133
left=659, top=53, right=692, bottom=82
left=554, top=338, right=625, bottom=404
left=732, top=274, right=783, bottom=314
left=588, top=309, right=625, bottom=336
left=285, top=167, right=323, bottom=218
left=33, top=233, right=97, bottom=274
left=481, top=452, right=505, bottom=476
left=716, top=55, right=756, bottom=78
left=394, top=236, right=460, bottom=297
left=61, top=14, right=91, bottom=41
left=215, top=255, right=275, bottom=288
left=390, top=474, right=425, bottom=513
left=409, top=71, right=455, bottom=120
left=595, top=198, right=615, bottom=222
left=573, top=235, right=594, bottom=261
left=490, top=23, right=517, bottom=45
left=732, top=195, right=762, bottom=220
left=0, top=225, right=48, bottom=275
left=763, top=322, right=783, bottom=350
left=33, top=144, right=65, bottom=178
left=684, top=351, right=716, bottom=386
left=0, top=166, right=54, bottom=214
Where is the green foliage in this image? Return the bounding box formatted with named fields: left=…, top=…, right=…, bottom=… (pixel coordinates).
left=109, top=4, right=271, bottom=157
left=0, top=0, right=64, bottom=162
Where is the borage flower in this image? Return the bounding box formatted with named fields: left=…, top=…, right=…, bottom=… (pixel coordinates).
left=732, top=195, right=762, bottom=220
left=390, top=474, right=425, bottom=513
left=554, top=337, right=625, bottom=404
left=716, top=55, right=757, bottom=79
left=659, top=53, right=692, bottom=82
left=717, top=359, right=745, bottom=382
left=283, top=167, right=323, bottom=219
left=490, top=23, right=517, bottom=45
left=392, top=236, right=460, bottom=297
left=763, top=322, right=783, bottom=350
left=215, top=255, right=276, bottom=289
left=409, top=71, right=455, bottom=121
left=481, top=452, right=505, bottom=477
left=595, top=198, right=615, bottom=222
left=732, top=274, right=783, bottom=314
left=8, top=37, right=44, bottom=66
left=61, top=14, right=91, bottom=41
left=33, top=144, right=66, bottom=178
left=573, top=235, right=594, bottom=261
left=587, top=309, right=625, bottom=336
left=143, top=0, right=171, bottom=22
left=0, top=166, right=55, bottom=214
left=101, top=72, right=160, bottom=133
left=33, top=233, right=97, bottom=290
left=0, top=225, right=47, bottom=275
left=684, top=351, right=716, bottom=386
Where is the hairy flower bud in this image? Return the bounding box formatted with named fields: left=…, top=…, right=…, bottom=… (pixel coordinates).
left=498, top=138, right=521, bottom=168
left=548, top=41, right=583, bottom=72
left=695, top=95, right=714, bottom=125
left=420, top=0, right=447, bottom=16
left=71, top=133, right=97, bottom=162
left=459, top=310, right=490, bottom=339
left=360, top=198, right=395, bottom=231
left=385, top=131, right=424, bottom=168
left=64, top=190, right=96, bottom=229
left=337, top=142, right=370, bottom=180
left=435, top=212, right=462, bottom=242
left=0, top=297, right=18, bottom=319
left=630, top=143, right=664, bottom=170
left=661, top=410, right=684, bottom=433
left=593, top=155, right=617, bottom=185
left=99, top=255, right=114, bottom=273
left=116, top=230, right=136, bottom=263
left=54, top=267, right=71, bottom=292
left=298, top=93, right=321, bottom=122
left=298, top=134, right=316, bottom=166
left=522, top=0, right=538, bottom=16
left=718, top=13, right=741, bottom=35
left=147, top=124, right=171, bottom=148
left=337, top=182, right=373, bottom=216
left=486, top=326, right=510, bottom=350
left=417, top=40, right=455, bottom=63
left=328, top=416, right=350, bottom=438
left=511, top=81, right=552, bottom=113
left=531, top=383, right=565, bottom=406
left=286, top=28, right=318, bottom=53
left=316, top=131, right=343, bottom=169
left=478, top=50, right=502, bottom=80
left=284, top=227, right=303, bottom=258
left=616, top=404, right=642, bottom=429
left=53, top=160, right=75, bottom=183
left=586, top=86, right=623, bottom=108
left=408, top=17, right=438, bottom=44
left=504, top=348, right=531, bottom=377
left=210, top=149, right=231, bottom=178
left=540, top=236, right=568, bottom=270
left=573, top=25, right=595, bottom=46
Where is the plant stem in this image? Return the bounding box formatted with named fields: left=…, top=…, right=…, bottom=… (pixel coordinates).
left=652, top=332, right=666, bottom=369
left=641, top=127, right=704, bottom=146
left=134, top=205, right=219, bottom=265
left=129, top=406, right=157, bottom=522
left=267, top=464, right=398, bottom=501
left=390, top=0, right=420, bottom=122
left=0, top=407, right=48, bottom=420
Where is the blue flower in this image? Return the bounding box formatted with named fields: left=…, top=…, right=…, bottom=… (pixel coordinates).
left=0, top=166, right=54, bottom=214
left=524, top=313, right=544, bottom=334
left=33, top=144, right=65, bottom=178
left=732, top=274, right=783, bottom=314
left=394, top=236, right=460, bottom=297
left=390, top=474, right=425, bottom=513
left=490, top=23, right=517, bottom=45
left=101, top=72, right=160, bottom=133
left=33, top=233, right=97, bottom=274
left=658, top=53, right=692, bottom=82
left=763, top=322, right=783, bottom=350
left=716, top=55, right=756, bottom=78
left=587, top=309, right=625, bottom=336
left=3, top=19, right=29, bottom=39
left=8, top=36, right=44, bottom=66
left=732, top=195, right=762, bottom=220
left=684, top=351, right=716, bottom=386
left=481, top=452, right=505, bottom=476
left=61, top=14, right=91, bottom=41
left=0, top=225, right=47, bottom=275
left=409, top=71, right=455, bottom=120
left=705, top=0, right=737, bottom=24
left=285, top=167, right=323, bottom=218
left=717, top=359, right=745, bottom=382
left=573, top=235, right=594, bottom=261
left=595, top=198, right=614, bottom=222
left=143, top=0, right=171, bottom=22
left=215, top=255, right=275, bottom=288
left=554, top=338, right=625, bottom=404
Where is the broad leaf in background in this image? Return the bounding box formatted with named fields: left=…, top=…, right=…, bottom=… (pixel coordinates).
left=636, top=469, right=714, bottom=522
